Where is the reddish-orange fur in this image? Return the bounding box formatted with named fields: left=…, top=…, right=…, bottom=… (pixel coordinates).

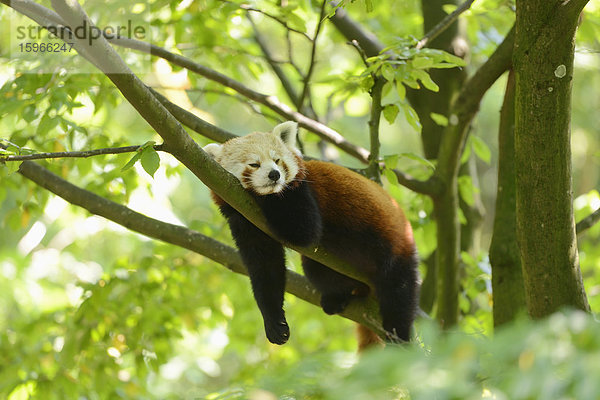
left=305, top=160, right=415, bottom=257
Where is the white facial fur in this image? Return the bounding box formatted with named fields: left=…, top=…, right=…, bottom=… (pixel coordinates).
left=203, top=121, right=302, bottom=195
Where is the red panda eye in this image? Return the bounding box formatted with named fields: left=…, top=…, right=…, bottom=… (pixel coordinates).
left=249, top=163, right=260, bottom=168
left=275, top=159, right=280, bottom=164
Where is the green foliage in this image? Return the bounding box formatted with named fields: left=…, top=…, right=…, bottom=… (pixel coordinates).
left=0, top=0, right=599, bottom=398
left=211, top=312, right=600, bottom=400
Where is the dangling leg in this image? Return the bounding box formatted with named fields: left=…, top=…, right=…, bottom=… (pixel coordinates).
left=373, top=252, right=419, bottom=342
left=220, top=204, right=290, bottom=344
left=301, top=256, right=370, bottom=315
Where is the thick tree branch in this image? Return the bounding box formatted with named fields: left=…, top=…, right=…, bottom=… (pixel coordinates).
left=16, top=160, right=384, bottom=335
left=329, top=6, right=384, bottom=57
left=148, top=88, right=237, bottom=143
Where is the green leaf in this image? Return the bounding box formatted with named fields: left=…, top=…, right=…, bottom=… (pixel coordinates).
left=359, top=75, right=374, bottom=92
left=441, top=52, right=467, bottom=67
left=36, top=113, right=60, bottom=136
left=286, top=12, right=306, bottom=32
left=381, top=81, right=393, bottom=98
left=458, top=175, right=479, bottom=207
left=460, top=139, right=472, bottom=165
left=23, top=105, right=37, bottom=123
left=141, top=148, right=160, bottom=178
left=5, top=160, right=22, bottom=175
left=412, top=56, right=433, bottom=69
left=383, top=168, right=399, bottom=186
left=399, top=152, right=435, bottom=170
left=471, top=136, right=491, bottom=164
left=401, top=103, right=422, bottom=133
left=430, top=112, right=448, bottom=127
left=363, top=0, right=374, bottom=12
left=121, top=152, right=142, bottom=172
left=382, top=104, right=399, bottom=124
left=395, top=80, right=406, bottom=101
left=412, top=69, right=439, bottom=92
left=384, top=154, right=399, bottom=169
left=381, top=64, right=395, bottom=82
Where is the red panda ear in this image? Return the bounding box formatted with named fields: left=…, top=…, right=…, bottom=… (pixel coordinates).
left=203, top=143, right=223, bottom=160
left=272, top=121, right=298, bottom=148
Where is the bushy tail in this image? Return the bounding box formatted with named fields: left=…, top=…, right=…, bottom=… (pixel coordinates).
left=356, top=324, right=384, bottom=352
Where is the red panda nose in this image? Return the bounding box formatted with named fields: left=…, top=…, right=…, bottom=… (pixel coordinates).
left=268, top=170, right=280, bottom=181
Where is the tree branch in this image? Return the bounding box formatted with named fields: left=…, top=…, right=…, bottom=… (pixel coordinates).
left=576, top=208, right=600, bottom=235
left=415, top=0, right=476, bottom=50
left=391, top=169, right=445, bottom=197
left=16, top=160, right=384, bottom=335
left=148, top=88, right=237, bottom=143
left=296, top=0, right=328, bottom=111
left=1, top=144, right=165, bottom=162
left=109, top=37, right=371, bottom=163
left=220, top=0, right=312, bottom=40
left=366, top=77, right=384, bottom=183
left=247, top=14, right=301, bottom=107
left=329, top=6, right=384, bottom=58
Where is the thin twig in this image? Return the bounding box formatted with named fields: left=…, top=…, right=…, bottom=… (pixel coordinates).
left=416, top=0, right=476, bottom=50
left=576, top=208, right=600, bottom=235
left=366, top=77, right=384, bottom=183
left=296, top=0, right=328, bottom=111
left=286, top=30, right=304, bottom=77
left=248, top=14, right=301, bottom=106
left=1, top=144, right=165, bottom=162
left=218, top=0, right=312, bottom=40
left=348, top=39, right=370, bottom=68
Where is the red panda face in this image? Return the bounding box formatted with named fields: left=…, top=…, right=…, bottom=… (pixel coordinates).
left=203, top=122, right=301, bottom=195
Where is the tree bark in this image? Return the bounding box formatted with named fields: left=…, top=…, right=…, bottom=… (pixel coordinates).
left=514, top=0, right=590, bottom=317
left=490, top=69, right=526, bottom=326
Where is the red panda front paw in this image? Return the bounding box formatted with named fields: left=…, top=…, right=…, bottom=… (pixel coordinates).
left=264, top=318, right=290, bottom=345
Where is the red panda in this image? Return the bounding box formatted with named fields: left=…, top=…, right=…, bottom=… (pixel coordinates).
left=203, top=121, right=418, bottom=350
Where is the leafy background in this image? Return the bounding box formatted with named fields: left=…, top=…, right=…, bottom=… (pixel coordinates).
left=1, top=0, right=600, bottom=398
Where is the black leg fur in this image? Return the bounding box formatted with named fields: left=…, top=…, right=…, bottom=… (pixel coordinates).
left=373, top=252, right=419, bottom=342
left=219, top=204, right=290, bottom=345
left=301, top=256, right=370, bottom=315
left=256, top=182, right=322, bottom=247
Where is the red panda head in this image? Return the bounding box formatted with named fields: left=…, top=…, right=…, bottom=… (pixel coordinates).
left=203, top=121, right=303, bottom=195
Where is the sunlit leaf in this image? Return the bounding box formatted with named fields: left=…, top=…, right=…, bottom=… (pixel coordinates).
left=141, top=147, right=160, bottom=178
left=382, top=104, right=399, bottom=124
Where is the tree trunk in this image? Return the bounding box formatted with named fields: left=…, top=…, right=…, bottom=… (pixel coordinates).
left=490, top=69, right=526, bottom=326
left=514, top=0, right=590, bottom=317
